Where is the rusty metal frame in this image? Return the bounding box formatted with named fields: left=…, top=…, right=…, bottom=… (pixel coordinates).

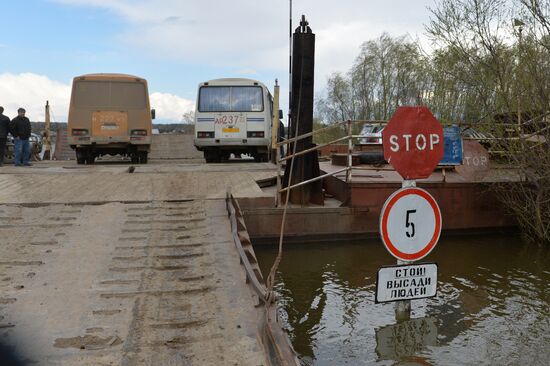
left=226, top=193, right=268, bottom=302
left=226, top=193, right=300, bottom=366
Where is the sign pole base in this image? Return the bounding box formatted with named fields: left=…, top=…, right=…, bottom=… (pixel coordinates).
left=394, top=259, right=411, bottom=322
left=395, top=179, right=416, bottom=322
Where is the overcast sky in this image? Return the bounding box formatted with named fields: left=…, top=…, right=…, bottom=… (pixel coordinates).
left=0, top=0, right=433, bottom=123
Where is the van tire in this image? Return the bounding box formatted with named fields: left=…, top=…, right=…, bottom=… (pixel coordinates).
left=254, top=153, right=268, bottom=162
left=138, top=152, right=148, bottom=164
left=76, top=148, right=86, bottom=164
left=359, top=151, right=386, bottom=165
left=204, top=150, right=220, bottom=163
left=220, top=152, right=230, bottom=162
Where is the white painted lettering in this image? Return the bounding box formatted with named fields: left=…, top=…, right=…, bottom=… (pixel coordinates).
left=416, top=134, right=427, bottom=150
left=390, top=135, right=399, bottom=152
left=430, top=133, right=440, bottom=150
left=403, top=134, right=412, bottom=151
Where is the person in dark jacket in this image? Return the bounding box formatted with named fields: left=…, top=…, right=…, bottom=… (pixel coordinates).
left=0, top=106, right=11, bottom=166
left=11, top=108, right=32, bottom=166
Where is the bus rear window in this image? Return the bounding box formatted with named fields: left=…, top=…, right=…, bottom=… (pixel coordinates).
left=199, top=86, right=263, bottom=112
left=73, top=81, right=147, bottom=109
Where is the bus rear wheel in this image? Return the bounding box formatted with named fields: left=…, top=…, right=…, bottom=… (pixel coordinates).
left=138, top=152, right=148, bottom=164
left=254, top=153, right=268, bottom=162
left=76, top=148, right=89, bottom=164
left=204, top=150, right=220, bottom=163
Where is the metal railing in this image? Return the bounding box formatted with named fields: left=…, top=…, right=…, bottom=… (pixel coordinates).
left=463, top=112, right=549, bottom=154
left=273, top=114, right=549, bottom=205
left=274, top=119, right=384, bottom=206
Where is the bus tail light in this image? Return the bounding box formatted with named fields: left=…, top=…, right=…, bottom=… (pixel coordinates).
left=131, top=129, right=148, bottom=136
left=72, top=129, right=88, bottom=136
left=247, top=131, right=264, bottom=138
left=197, top=132, right=214, bottom=138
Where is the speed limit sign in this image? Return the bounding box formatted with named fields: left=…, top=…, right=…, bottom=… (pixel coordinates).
left=379, top=187, right=442, bottom=262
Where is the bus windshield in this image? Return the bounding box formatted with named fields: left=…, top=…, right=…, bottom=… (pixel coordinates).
left=73, top=81, right=147, bottom=109
left=198, top=86, right=263, bottom=112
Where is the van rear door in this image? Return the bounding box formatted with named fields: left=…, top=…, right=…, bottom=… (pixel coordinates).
left=214, top=113, right=246, bottom=139
left=91, top=111, right=128, bottom=139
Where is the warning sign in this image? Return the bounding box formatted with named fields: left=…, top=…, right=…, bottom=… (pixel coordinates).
left=375, top=263, right=438, bottom=303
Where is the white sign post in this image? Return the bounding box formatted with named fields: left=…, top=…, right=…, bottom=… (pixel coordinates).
left=378, top=180, right=442, bottom=320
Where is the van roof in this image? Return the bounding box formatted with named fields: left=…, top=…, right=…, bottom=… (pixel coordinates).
left=201, top=78, right=269, bottom=88
left=73, top=73, right=147, bottom=83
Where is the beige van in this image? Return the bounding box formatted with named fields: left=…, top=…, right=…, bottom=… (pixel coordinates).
left=67, top=73, right=154, bottom=164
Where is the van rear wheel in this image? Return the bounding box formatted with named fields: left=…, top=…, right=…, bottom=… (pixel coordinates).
left=204, top=150, right=220, bottom=163
left=76, top=148, right=86, bottom=164
left=138, top=152, right=148, bottom=164
left=254, top=153, right=268, bottom=162
left=220, top=152, right=230, bottom=162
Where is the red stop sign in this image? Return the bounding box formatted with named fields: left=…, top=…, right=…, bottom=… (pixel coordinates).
left=383, top=106, right=444, bottom=180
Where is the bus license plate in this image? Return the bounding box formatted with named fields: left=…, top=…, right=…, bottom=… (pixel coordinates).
left=222, top=127, right=240, bottom=133
left=215, top=115, right=240, bottom=125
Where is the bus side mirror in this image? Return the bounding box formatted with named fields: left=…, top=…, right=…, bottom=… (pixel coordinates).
left=151, top=109, right=156, bottom=120
left=279, top=109, right=283, bottom=119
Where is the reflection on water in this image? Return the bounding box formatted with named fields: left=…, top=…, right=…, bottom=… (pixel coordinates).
left=375, top=317, right=437, bottom=361
left=255, top=234, right=550, bottom=365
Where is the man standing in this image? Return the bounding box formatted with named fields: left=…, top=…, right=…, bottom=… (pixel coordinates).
left=11, top=108, right=32, bottom=167
left=0, top=107, right=10, bottom=166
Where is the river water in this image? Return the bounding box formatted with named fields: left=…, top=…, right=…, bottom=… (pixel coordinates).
left=256, top=234, right=550, bottom=365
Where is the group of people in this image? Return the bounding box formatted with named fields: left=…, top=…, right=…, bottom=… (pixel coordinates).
left=0, top=106, right=32, bottom=167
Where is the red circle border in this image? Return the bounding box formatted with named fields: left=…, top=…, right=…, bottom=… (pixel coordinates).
left=380, top=187, right=442, bottom=261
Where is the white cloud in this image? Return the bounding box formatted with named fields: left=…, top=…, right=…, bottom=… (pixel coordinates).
left=53, top=0, right=433, bottom=86
left=0, top=73, right=71, bottom=122
left=0, top=73, right=194, bottom=123
left=149, top=92, right=194, bottom=122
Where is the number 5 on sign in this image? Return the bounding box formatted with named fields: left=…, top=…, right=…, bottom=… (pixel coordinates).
left=380, top=187, right=442, bottom=262
left=405, top=209, right=416, bottom=238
